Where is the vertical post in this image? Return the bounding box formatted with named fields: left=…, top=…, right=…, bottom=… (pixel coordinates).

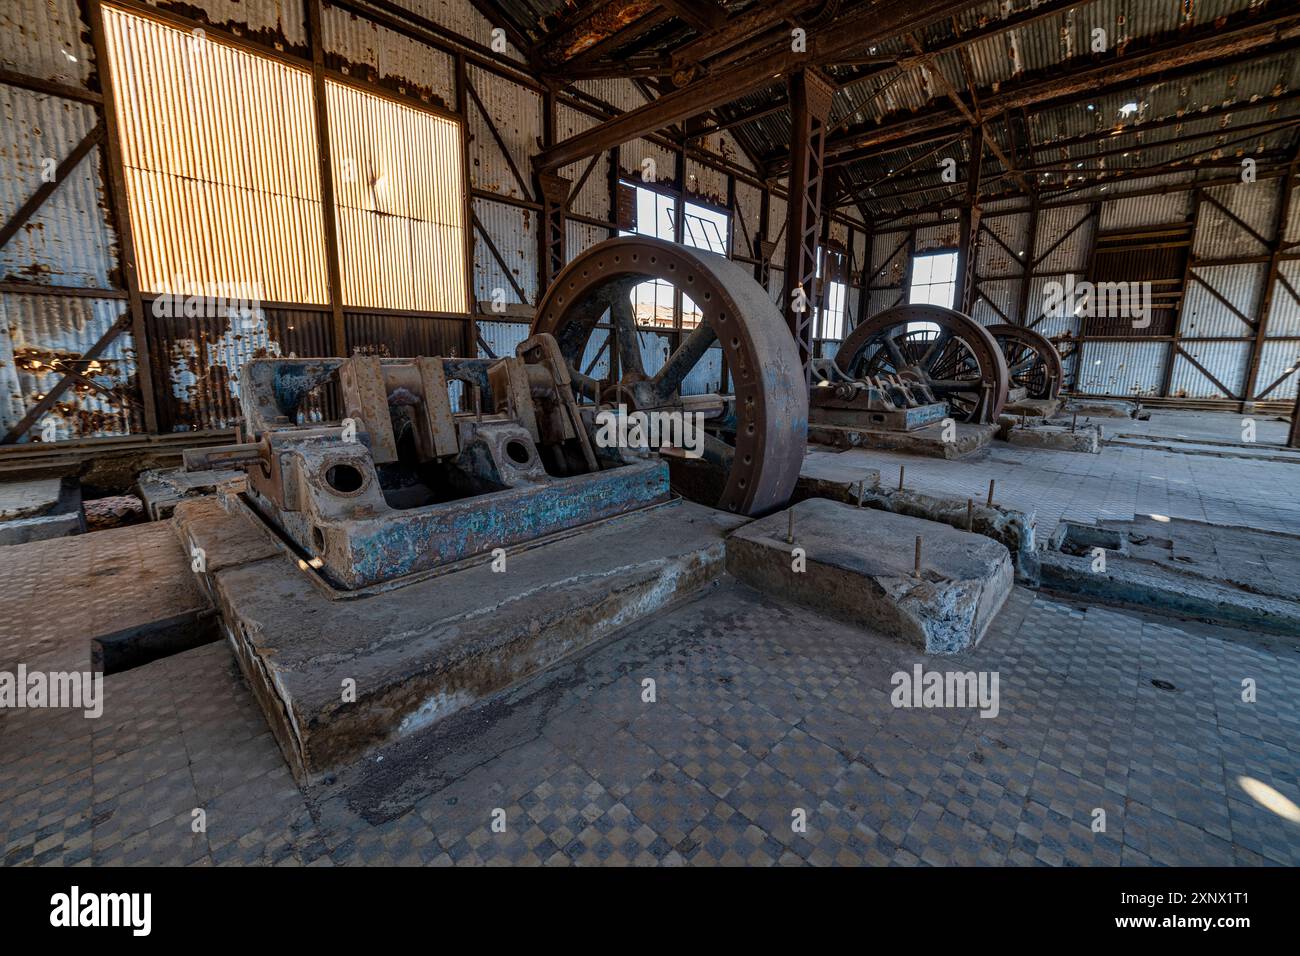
left=306, top=0, right=348, bottom=358
left=1289, top=390, right=1300, bottom=449
left=782, top=67, right=835, bottom=383
left=856, top=217, right=872, bottom=332
left=754, top=186, right=772, bottom=288
left=534, top=86, right=569, bottom=295
left=956, top=126, right=984, bottom=316
left=456, top=51, right=476, bottom=359
left=1014, top=191, right=1041, bottom=326
left=1162, top=189, right=1201, bottom=398
left=87, top=0, right=159, bottom=433
left=1242, top=149, right=1299, bottom=408
left=536, top=172, right=571, bottom=294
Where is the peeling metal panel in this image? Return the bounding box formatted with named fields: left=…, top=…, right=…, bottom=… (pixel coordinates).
left=1035, top=204, right=1093, bottom=272
left=579, top=326, right=610, bottom=380
left=321, top=4, right=456, bottom=108
left=466, top=64, right=540, bottom=201
left=473, top=196, right=535, bottom=306
left=1168, top=341, right=1250, bottom=399
left=870, top=231, right=908, bottom=284
left=375, top=0, right=525, bottom=64
left=0, top=294, right=138, bottom=439
left=476, top=318, right=530, bottom=359
left=685, top=157, right=726, bottom=208
left=977, top=211, right=1030, bottom=277
left=0, top=86, right=117, bottom=287
left=915, top=221, right=959, bottom=254
left=1076, top=340, right=1167, bottom=397
left=565, top=217, right=611, bottom=262
left=1182, top=264, right=1264, bottom=337
left=569, top=150, right=612, bottom=222
left=143, top=0, right=308, bottom=49
left=682, top=346, right=722, bottom=396
left=732, top=178, right=761, bottom=260
left=1194, top=179, right=1281, bottom=258
left=620, top=137, right=675, bottom=186
left=0, top=0, right=93, bottom=84
left=1101, top=192, right=1190, bottom=230
left=1254, top=340, right=1300, bottom=400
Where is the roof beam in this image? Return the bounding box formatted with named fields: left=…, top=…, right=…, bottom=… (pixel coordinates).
left=532, top=0, right=986, bottom=172
left=816, top=9, right=1300, bottom=166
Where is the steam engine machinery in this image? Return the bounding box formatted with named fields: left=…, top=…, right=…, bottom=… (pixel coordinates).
left=183, top=237, right=808, bottom=590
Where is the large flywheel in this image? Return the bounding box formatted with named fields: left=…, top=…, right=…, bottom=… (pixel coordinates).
left=530, top=236, right=807, bottom=516
left=834, top=304, right=1009, bottom=424
left=988, top=324, right=1064, bottom=401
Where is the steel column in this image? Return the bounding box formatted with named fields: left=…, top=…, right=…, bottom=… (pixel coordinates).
left=782, top=68, right=835, bottom=381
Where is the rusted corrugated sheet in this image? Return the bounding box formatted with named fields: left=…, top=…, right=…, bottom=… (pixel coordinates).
left=1028, top=274, right=1082, bottom=339
left=1168, top=341, right=1250, bottom=399
left=1194, top=179, right=1281, bottom=259
left=1254, top=340, right=1300, bottom=400
left=685, top=157, right=726, bottom=208
left=1076, top=340, right=1167, bottom=396
left=731, top=178, right=761, bottom=260
left=147, top=303, right=331, bottom=431
left=565, top=217, right=611, bottom=262
left=0, top=294, right=139, bottom=439
left=466, top=64, right=540, bottom=201
left=1267, top=260, right=1300, bottom=337
left=344, top=310, right=465, bottom=357
left=322, top=4, right=455, bottom=107
left=104, top=6, right=330, bottom=303
left=473, top=196, right=535, bottom=306
left=1182, top=263, right=1265, bottom=338
left=977, top=211, right=1030, bottom=277
left=0, top=86, right=117, bottom=287
left=1035, top=204, right=1093, bottom=272
left=870, top=231, right=908, bottom=283
left=766, top=192, right=787, bottom=268
left=0, top=0, right=93, bottom=84
left=327, top=80, right=468, bottom=312
left=1101, top=192, right=1191, bottom=231
left=146, top=0, right=308, bottom=49
left=397, top=0, right=526, bottom=63
left=971, top=278, right=1016, bottom=327
left=476, top=318, right=530, bottom=360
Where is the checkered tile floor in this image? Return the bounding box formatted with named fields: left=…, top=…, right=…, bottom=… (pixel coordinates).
left=4, top=576, right=1297, bottom=866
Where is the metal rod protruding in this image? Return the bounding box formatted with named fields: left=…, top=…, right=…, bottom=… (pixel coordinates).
left=898, top=465, right=905, bottom=492
left=986, top=479, right=995, bottom=507
left=913, top=535, right=922, bottom=578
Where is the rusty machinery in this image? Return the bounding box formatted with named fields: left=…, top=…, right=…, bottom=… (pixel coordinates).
left=825, top=305, right=1011, bottom=427
left=987, top=324, right=1064, bottom=402
left=183, top=237, right=807, bottom=589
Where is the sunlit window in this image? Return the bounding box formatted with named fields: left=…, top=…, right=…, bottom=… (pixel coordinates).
left=908, top=250, right=957, bottom=334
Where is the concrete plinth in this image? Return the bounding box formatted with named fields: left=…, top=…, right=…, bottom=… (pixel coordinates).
left=1004, top=397, right=1060, bottom=419
left=1005, top=422, right=1102, bottom=453
left=174, top=495, right=746, bottom=782
left=726, top=499, right=1013, bottom=654
left=1066, top=399, right=1135, bottom=418
left=793, top=450, right=880, bottom=505
left=0, top=477, right=84, bottom=545
left=808, top=420, right=994, bottom=460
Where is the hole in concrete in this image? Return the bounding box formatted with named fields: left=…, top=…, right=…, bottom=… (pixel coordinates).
left=1054, top=522, right=1124, bottom=556
left=505, top=439, right=532, bottom=465
left=1150, top=678, right=1177, bottom=691
left=325, top=463, right=365, bottom=494
left=312, top=526, right=326, bottom=553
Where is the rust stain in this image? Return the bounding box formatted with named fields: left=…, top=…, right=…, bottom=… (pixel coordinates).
left=559, top=0, right=657, bottom=60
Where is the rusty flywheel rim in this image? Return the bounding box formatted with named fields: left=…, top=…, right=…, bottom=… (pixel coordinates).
left=531, top=236, right=807, bottom=517
left=834, top=305, right=1010, bottom=424
left=988, top=324, right=1064, bottom=401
